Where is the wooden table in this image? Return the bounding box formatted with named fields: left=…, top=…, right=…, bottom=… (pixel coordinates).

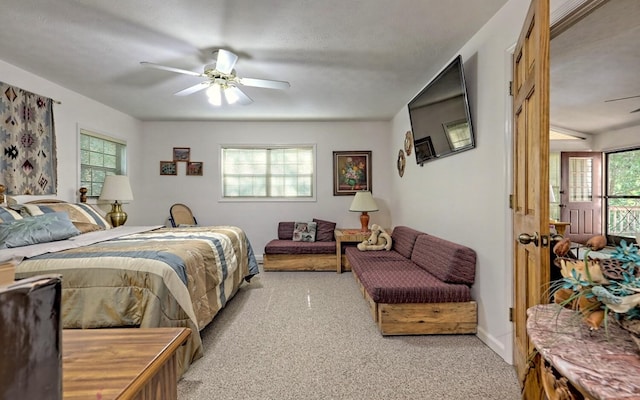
left=63, top=327, right=191, bottom=400
left=334, top=228, right=371, bottom=273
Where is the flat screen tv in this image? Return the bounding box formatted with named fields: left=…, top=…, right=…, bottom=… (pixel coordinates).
left=408, top=55, right=475, bottom=166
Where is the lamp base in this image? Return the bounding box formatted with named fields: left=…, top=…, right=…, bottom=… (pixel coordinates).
left=359, top=212, right=370, bottom=232
left=106, top=201, right=128, bottom=227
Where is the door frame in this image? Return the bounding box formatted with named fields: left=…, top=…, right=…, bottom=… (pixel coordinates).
left=504, top=0, right=609, bottom=367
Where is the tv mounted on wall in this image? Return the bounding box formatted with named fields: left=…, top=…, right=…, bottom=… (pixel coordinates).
left=408, top=55, right=475, bottom=166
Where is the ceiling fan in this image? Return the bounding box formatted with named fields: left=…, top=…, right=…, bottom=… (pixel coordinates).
left=604, top=94, right=640, bottom=114
left=141, top=49, right=290, bottom=106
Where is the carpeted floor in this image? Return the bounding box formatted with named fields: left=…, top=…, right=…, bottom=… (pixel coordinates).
left=177, top=268, right=521, bottom=400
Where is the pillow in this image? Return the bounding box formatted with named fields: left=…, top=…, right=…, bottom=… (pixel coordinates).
left=292, top=221, right=317, bottom=242
left=0, top=212, right=81, bottom=249
left=313, top=218, right=337, bottom=242
left=278, top=222, right=295, bottom=240
left=21, top=203, right=111, bottom=230
left=0, top=206, right=23, bottom=223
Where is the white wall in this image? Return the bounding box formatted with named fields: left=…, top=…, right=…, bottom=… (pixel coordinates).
left=593, top=125, right=640, bottom=152
left=389, top=0, right=532, bottom=363
left=138, top=121, right=392, bottom=256
left=0, top=59, right=142, bottom=203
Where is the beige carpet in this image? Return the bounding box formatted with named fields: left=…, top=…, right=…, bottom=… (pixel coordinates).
left=178, top=268, right=521, bottom=400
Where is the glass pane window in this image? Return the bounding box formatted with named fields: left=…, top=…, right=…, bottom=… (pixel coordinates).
left=80, top=129, right=126, bottom=197
left=606, top=148, right=640, bottom=240
left=221, top=146, right=315, bottom=199
left=568, top=157, right=593, bottom=202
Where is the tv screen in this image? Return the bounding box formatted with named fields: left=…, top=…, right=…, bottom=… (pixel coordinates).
left=408, top=55, right=475, bottom=165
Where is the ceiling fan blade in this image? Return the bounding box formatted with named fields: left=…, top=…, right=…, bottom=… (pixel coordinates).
left=239, top=77, right=290, bottom=90
left=224, top=86, right=253, bottom=105
left=174, top=82, right=210, bottom=96
left=140, top=62, right=203, bottom=77
left=215, top=50, right=238, bottom=75
left=604, top=94, right=640, bottom=103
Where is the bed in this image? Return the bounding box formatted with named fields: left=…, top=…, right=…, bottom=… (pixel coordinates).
left=0, top=199, right=259, bottom=375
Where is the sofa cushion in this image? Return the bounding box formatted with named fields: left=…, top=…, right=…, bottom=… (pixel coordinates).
left=278, top=222, right=295, bottom=240
left=345, top=246, right=409, bottom=264
left=313, top=218, right=336, bottom=242
left=354, top=261, right=472, bottom=304
left=410, top=234, right=476, bottom=285
left=390, top=226, right=423, bottom=259
left=264, top=239, right=335, bottom=255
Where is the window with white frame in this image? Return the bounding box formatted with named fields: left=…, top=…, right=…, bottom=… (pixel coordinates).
left=80, top=129, right=127, bottom=197
left=221, top=146, right=315, bottom=199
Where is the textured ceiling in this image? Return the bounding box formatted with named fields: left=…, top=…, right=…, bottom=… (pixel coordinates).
left=1, top=1, right=636, bottom=134
left=0, top=0, right=509, bottom=121
left=550, top=0, right=640, bottom=135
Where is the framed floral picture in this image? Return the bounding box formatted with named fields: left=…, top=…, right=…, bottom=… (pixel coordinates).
left=186, top=161, right=203, bottom=176
left=160, top=161, right=177, bottom=176
left=333, top=151, right=372, bottom=196
left=173, top=147, right=190, bottom=162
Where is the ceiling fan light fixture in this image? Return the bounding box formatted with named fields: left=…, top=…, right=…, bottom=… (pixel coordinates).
left=224, top=86, right=240, bottom=105
left=206, top=83, right=222, bottom=106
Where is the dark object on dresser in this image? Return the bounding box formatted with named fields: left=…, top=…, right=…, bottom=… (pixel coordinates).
left=0, top=275, right=62, bottom=400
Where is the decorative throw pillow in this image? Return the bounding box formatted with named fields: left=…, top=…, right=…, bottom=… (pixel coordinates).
left=313, top=218, right=336, bottom=242
left=277, top=222, right=295, bottom=240
left=292, top=221, right=317, bottom=242
left=0, top=212, right=81, bottom=248
left=21, top=203, right=111, bottom=230
left=0, top=206, right=23, bottom=223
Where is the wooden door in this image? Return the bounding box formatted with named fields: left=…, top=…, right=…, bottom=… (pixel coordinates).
left=560, top=151, right=603, bottom=243
left=512, top=0, right=550, bottom=397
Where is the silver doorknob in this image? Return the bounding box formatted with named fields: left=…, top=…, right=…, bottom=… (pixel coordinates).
left=518, top=232, right=539, bottom=246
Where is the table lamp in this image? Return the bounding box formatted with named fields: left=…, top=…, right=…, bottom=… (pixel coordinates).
left=99, top=175, right=134, bottom=227
left=349, top=191, right=378, bottom=232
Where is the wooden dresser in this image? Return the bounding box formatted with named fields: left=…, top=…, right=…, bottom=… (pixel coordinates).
left=526, top=304, right=640, bottom=399
left=63, top=327, right=191, bottom=400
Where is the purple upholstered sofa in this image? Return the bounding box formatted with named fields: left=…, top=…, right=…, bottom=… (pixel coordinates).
left=263, top=220, right=337, bottom=271
left=345, top=226, right=477, bottom=335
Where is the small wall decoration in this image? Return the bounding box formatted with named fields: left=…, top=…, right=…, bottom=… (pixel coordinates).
left=173, top=147, right=190, bottom=162
left=397, top=149, right=406, bottom=177
left=404, top=131, right=413, bottom=156
left=160, top=161, right=177, bottom=176
left=333, top=151, right=372, bottom=196
left=186, top=161, right=203, bottom=176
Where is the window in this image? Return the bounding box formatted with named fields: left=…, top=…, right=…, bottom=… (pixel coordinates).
left=80, top=129, right=126, bottom=197
left=221, top=146, right=315, bottom=200
left=606, top=147, right=640, bottom=242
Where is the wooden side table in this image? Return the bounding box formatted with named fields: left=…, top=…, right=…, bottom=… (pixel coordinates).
left=63, top=327, right=191, bottom=400
left=334, top=228, right=371, bottom=273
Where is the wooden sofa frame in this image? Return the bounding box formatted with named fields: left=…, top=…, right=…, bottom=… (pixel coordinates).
left=263, top=253, right=336, bottom=271
left=352, top=271, right=477, bottom=335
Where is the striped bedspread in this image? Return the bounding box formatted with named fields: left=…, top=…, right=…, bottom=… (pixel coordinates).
left=15, top=225, right=259, bottom=375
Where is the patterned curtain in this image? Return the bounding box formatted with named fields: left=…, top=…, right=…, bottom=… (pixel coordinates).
left=0, top=81, right=57, bottom=195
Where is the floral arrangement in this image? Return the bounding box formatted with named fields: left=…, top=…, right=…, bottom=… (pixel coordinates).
left=341, top=158, right=366, bottom=189
left=551, top=235, right=640, bottom=334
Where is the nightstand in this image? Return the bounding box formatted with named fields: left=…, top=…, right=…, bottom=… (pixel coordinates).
left=334, top=228, right=371, bottom=273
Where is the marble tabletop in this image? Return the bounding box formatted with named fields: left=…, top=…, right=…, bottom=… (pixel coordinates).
left=527, top=304, right=640, bottom=399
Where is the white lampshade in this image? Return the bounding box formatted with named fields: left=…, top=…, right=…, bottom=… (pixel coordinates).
left=349, top=191, right=378, bottom=212
left=99, top=175, right=134, bottom=202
